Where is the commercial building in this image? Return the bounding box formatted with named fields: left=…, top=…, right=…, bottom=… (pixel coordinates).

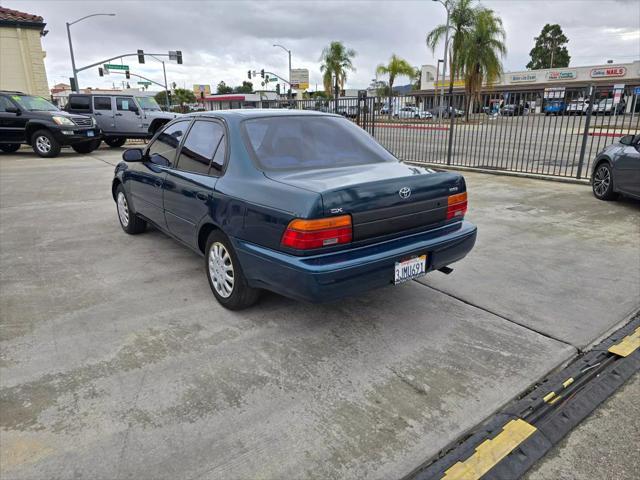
left=0, top=6, right=49, bottom=97
left=419, top=60, right=640, bottom=93
left=200, top=91, right=282, bottom=110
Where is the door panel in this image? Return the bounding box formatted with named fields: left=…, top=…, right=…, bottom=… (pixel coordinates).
left=126, top=119, right=191, bottom=228
left=615, top=145, right=640, bottom=196
left=0, top=96, right=27, bottom=142
left=114, top=97, right=144, bottom=134
left=93, top=96, right=115, bottom=133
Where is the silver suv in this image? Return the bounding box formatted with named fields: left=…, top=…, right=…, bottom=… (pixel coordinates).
left=66, top=94, right=180, bottom=147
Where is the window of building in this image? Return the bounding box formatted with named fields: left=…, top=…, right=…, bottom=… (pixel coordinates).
left=147, top=120, right=190, bottom=167
left=176, top=121, right=225, bottom=175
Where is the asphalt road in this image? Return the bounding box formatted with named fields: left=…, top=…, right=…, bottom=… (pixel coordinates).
left=1, top=145, right=638, bottom=479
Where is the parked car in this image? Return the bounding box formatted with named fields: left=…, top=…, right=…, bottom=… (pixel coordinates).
left=345, top=105, right=359, bottom=118
left=0, top=90, right=100, bottom=157
left=432, top=106, right=464, bottom=118
left=565, top=98, right=590, bottom=115
left=393, top=106, right=433, bottom=119
left=593, top=98, right=625, bottom=116
left=65, top=94, right=179, bottom=148
left=544, top=101, right=565, bottom=115
left=591, top=134, right=640, bottom=201
left=113, top=110, right=477, bottom=309
left=500, top=104, right=526, bottom=116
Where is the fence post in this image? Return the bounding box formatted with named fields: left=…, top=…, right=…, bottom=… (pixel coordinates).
left=576, top=84, right=596, bottom=179
left=446, top=93, right=455, bottom=165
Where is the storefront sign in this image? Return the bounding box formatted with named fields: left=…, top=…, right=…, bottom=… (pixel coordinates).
left=590, top=66, right=626, bottom=78
left=434, top=79, right=465, bottom=88
left=511, top=73, right=537, bottom=83
left=544, top=87, right=566, bottom=99
left=290, top=69, right=310, bottom=90
left=546, top=70, right=577, bottom=81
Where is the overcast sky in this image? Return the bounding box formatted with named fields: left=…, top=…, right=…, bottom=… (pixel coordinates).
left=5, top=0, right=640, bottom=92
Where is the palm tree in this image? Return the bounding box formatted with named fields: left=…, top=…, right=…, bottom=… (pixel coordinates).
left=319, top=41, right=356, bottom=102
left=459, top=9, right=506, bottom=119
left=376, top=54, right=416, bottom=115
left=426, top=0, right=481, bottom=94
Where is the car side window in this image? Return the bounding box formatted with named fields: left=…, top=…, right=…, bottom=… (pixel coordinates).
left=94, top=97, right=112, bottom=111
left=176, top=121, right=225, bottom=175
left=69, top=96, right=91, bottom=112
left=116, top=97, right=137, bottom=112
left=0, top=96, right=14, bottom=112
left=147, top=120, right=190, bottom=167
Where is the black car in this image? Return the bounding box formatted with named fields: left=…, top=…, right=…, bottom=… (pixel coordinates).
left=591, top=134, right=640, bottom=200
left=0, top=91, right=101, bottom=157
left=501, top=104, right=526, bottom=116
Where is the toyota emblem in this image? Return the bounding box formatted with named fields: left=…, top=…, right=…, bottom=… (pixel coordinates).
left=399, top=187, right=411, bottom=199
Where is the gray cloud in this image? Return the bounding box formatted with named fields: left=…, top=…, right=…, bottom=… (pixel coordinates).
left=4, top=0, right=639, bottom=91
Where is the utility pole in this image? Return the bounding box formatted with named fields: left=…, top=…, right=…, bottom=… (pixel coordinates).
left=273, top=44, right=292, bottom=99
left=433, top=0, right=451, bottom=123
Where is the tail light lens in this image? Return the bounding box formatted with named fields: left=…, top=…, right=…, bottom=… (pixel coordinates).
left=281, top=215, right=352, bottom=250
left=447, top=192, right=467, bottom=220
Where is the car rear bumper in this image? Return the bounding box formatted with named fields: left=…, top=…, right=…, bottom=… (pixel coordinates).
left=232, top=220, right=477, bottom=303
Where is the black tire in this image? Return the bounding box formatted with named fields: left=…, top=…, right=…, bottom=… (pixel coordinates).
left=592, top=162, right=618, bottom=201
left=115, top=184, right=147, bottom=234
left=31, top=129, right=61, bottom=158
left=105, top=137, right=126, bottom=148
left=0, top=143, right=21, bottom=153
left=205, top=230, right=260, bottom=310
left=71, top=139, right=101, bottom=154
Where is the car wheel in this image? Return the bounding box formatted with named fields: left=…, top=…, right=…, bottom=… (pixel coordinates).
left=592, top=162, right=617, bottom=201
left=115, top=184, right=147, bottom=234
left=205, top=230, right=260, bottom=310
left=31, top=130, right=61, bottom=158
left=0, top=143, right=21, bottom=153
left=71, top=139, right=101, bottom=154
left=105, top=137, right=126, bottom=148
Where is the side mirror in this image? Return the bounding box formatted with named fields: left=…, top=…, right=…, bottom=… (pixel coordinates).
left=619, top=135, right=634, bottom=146
left=5, top=106, right=20, bottom=115
left=122, top=148, right=144, bottom=162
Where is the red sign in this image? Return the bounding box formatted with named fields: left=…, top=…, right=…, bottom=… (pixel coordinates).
left=590, top=67, right=626, bottom=78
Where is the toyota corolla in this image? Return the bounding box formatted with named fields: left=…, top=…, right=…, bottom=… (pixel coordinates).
left=112, top=110, right=477, bottom=309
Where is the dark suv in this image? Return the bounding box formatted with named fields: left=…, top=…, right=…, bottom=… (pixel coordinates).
left=0, top=91, right=101, bottom=157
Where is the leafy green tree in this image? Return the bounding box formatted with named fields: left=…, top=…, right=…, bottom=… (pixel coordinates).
left=173, top=88, right=197, bottom=112
left=154, top=90, right=170, bottom=107
left=376, top=54, right=416, bottom=112
left=412, top=67, right=422, bottom=91
left=527, top=24, right=570, bottom=69
left=426, top=0, right=481, bottom=94
left=233, top=81, right=253, bottom=93
left=459, top=9, right=506, bottom=119
left=216, top=81, right=233, bottom=94
left=319, top=41, right=356, bottom=100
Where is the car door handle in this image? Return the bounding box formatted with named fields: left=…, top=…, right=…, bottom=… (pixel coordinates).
left=115, top=113, right=123, bottom=116
left=196, top=192, right=207, bottom=201
left=154, top=179, right=163, bottom=187
left=95, top=112, right=102, bottom=116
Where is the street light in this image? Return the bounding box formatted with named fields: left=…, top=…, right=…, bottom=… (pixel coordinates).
left=147, top=53, right=170, bottom=110
left=273, top=44, right=292, bottom=98
left=433, top=0, right=451, bottom=122
left=66, top=13, right=116, bottom=92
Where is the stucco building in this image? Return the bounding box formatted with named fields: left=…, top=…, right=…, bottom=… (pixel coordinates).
left=0, top=7, right=49, bottom=97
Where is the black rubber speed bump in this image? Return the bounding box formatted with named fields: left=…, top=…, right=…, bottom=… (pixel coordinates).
left=407, top=315, right=639, bottom=480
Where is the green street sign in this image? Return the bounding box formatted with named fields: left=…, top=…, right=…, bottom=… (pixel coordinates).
left=268, top=77, right=278, bottom=82
left=104, top=64, right=129, bottom=71
left=137, top=81, right=152, bottom=86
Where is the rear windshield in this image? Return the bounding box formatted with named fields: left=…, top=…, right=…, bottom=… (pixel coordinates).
left=242, top=115, right=397, bottom=171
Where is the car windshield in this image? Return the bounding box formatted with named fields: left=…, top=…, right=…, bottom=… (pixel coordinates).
left=243, top=115, right=398, bottom=171
left=10, top=94, right=58, bottom=112
left=136, top=96, right=162, bottom=111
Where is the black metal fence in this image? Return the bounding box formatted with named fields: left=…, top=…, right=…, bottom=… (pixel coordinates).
left=267, top=84, right=640, bottom=180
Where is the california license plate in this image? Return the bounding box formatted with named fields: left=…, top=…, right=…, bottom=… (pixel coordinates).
left=86, top=131, right=95, bottom=137
left=394, top=255, right=427, bottom=284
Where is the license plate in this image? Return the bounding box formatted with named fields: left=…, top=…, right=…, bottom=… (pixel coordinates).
left=86, top=131, right=95, bottom=137
left=394, top=255, right=427, bottom=284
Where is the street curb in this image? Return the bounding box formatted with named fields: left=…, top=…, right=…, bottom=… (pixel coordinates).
left=404, top=313, right=640, bottom=480
left=403, top=162, right=591, bottom=185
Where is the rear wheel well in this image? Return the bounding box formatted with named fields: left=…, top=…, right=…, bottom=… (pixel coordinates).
left=25, top=123, right=49, bottom=144
left=198, top=223, right=219, bottom=254
left=112, top=179, right=122, bottom=201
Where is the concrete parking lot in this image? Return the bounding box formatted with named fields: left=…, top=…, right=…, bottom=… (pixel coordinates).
left=1, top=146, right=638, bottom=479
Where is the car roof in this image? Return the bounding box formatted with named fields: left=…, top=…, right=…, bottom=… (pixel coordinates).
left=0, top=90, right=26, bottom=95
left=185, top=109, right=342, bottom=120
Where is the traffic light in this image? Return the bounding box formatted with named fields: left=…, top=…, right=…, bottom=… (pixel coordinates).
left=276, top=83, right=280, bottom=95
left=98, top=67, right=104, bottom=77
left=260, top=69, right=265, bottom=78
left=137, top=49, right=145, bottom=64
left=176, top=51, right=182, bottom=64
left=248, top=70, right=251, bottom=79
left=69, top=77, right=77, bottom=91
left=125, top=70, right=130, bottom=79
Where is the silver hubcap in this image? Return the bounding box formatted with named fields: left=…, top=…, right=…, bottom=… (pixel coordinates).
left=593, top=166, right=610, bottom=197
left=208, top=242, right=234, bottom=298
left=117, top=192, right=130, bottom=227
left=36, top=135, right=51, bottom=153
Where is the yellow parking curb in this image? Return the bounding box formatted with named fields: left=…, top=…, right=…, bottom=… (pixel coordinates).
left=608, top=327, right=640, bottom=358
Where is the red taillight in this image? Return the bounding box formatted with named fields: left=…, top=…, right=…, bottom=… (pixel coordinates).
left=281, top=215, right=352, bottom=250
left=447, top=192, right=467, bottom=220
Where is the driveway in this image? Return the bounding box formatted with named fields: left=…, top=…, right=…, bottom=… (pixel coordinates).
left=1, top=147, right=638, bottom=479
